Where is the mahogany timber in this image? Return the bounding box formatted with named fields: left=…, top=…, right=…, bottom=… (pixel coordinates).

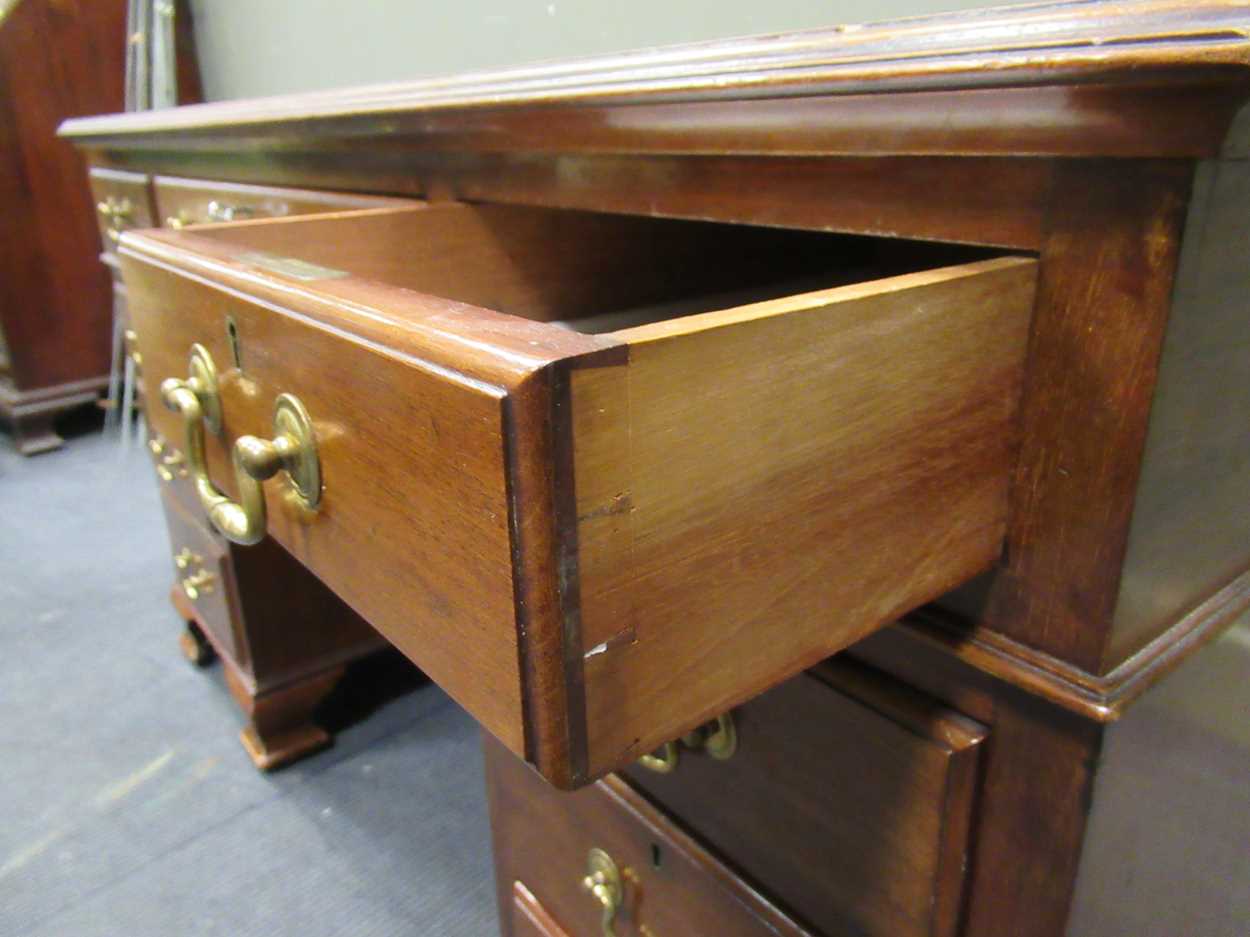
left=573, top=256, right=1034, bottom=777
left=0, top=0, right=124, bottom=452
left=157, top=445, right=388, bottom=771
left=622, top=660, right=987, bottom=937
left=121, top=202, right=1033, bottom=784
left=152, top=175, right=411, bottom=227
left=945, top=160, right=1194, bottom=674
left=485, top=734, right=818, bottom=937
left=847, top=627, right=1106, bottom=937
left=89, top=169, right=157, bottom=251
left=509, top=883, right=571, bottom=937
left=57, top=2, right=1250, bottom=160
left=1109, top=158, right=1250, bottom=668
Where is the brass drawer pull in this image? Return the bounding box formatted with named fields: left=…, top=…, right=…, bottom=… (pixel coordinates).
left=581, top=848, right=623, bottom=937
left=161, top=345, right=321, bottom=546
left=638, top=712, right=737, bottom=774
left=96, top=195, right=134, bottom=242
left=181, top=568, right=216, bottom=600
left=149, top=435, right=190, bottom=481
left=206, top=201, right=256, bottom=223
left=173, top=547, right=202, bottom=571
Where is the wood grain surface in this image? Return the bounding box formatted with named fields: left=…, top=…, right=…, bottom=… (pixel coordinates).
left=573, top=256, right=1036, bottom=778
left=485, top=735, right=818, bottom=937
left=60, top=2, right=1250, bottom=160
left=623, top=660, right=986, bottom=937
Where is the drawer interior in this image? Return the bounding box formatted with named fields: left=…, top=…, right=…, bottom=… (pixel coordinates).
left=180, top=202, right=998, bottom=333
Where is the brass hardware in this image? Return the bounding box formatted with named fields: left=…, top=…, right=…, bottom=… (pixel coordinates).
left=637, top=742, right=679, bottom=774
left=173, top=547, right=202, bottom=571
left=124, top=329, right=142, bottom=366
left=96, top=195, right=134, bottom=243
left=181, top=568, right=216, bottom=600
left=148, top=434, right=189, bottom=481
left=162, top=352, right=321, bottom=546
left=581, top=848, right=623, bottom=937
left=165, top=211, right=190, bottom=229
left=206, top=201, right=255, bottom=223
left=160, top=343, right=222, bottom=435
left=637, top=712, right=737, bottom=774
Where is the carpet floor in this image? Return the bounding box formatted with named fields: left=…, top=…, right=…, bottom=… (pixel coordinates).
left=0, top=414, right=498, bottom=936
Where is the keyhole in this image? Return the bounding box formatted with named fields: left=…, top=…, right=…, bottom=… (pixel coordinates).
left=650, top=843, right=663, bottom=869
left=226, top=316, right=243, bottom=371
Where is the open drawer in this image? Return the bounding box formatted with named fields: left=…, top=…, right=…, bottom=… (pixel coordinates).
left=120, top=202, right=1035, bottom=787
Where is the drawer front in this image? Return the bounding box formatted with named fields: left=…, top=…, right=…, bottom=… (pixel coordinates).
left=124, top=229, right=530, bottom=755
left=510, top=884, right=571, bottom=937
left=160, top=488, right=243, bottom=664
left=89, top=169, right=155, bottom=251
left=120, top=203, right=1035, bottom=787
left=623, top=661, right=987, bottom=937
left=153, top=175, right=412, bottom=228
left=486, top=734, right=818, bottom=937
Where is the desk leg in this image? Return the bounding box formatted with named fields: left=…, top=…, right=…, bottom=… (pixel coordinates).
left=226, top=665, right=344, bottom=772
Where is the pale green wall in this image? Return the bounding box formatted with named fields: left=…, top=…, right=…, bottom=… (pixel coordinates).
left=188, top=0, right=1001, bottom=101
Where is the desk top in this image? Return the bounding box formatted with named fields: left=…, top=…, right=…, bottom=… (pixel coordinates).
left=60, top=0, right=1250, bottom=159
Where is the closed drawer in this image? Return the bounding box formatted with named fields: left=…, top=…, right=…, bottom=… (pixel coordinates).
left=486, top=734, right=818, bottom=937
left=88, top=169, right=155, bottom=251
left=152, top=175, right=412, bottom=228
left=160, top=488, right=243, bottom=664
left=623, top=660, right=987, bottom=937
left=120, top=202, right=1035, bottom=787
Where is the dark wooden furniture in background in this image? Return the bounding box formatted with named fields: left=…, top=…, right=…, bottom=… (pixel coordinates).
left=62, top=1, right=1250, bottom=933
left=0, top=0, right=127, bottom=453
left=0, top=0, right=204, bottom=454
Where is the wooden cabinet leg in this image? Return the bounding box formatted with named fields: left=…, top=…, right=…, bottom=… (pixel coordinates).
left=178, top=621, right=216, bottom=667
left=10, top=411, right=63, bottom=455
left=170, top=586, right=216, bottom=667
left=226, top=666, right=345, bottom=772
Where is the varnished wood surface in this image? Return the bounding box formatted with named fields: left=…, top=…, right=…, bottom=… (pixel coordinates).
left=89, top=168, right=157, bottom=255
left=485, top=735, right=818, bottom=937
left=940, top=160, right=1194, bottom=674
left=1111, top=158, right=1250, bottom=667
left=623, top=660, right=986, bottom=937
left=0, top=0, right=122, bottom=400
left=574, top=256, right=1035, bottom=777
left=509, top=883, right=571, bottom=937
left=152, top=175, right=412, bottom=227
left=848, top=629, right=1106, bottom=937
left=161, top=487, right=242, bottom=662
left=58, top=2, right=1250, bottom=160
left=123, top=202, right=1031, bottom=786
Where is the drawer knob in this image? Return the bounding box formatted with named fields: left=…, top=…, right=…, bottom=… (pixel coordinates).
left=96, top=195, right=134, bottom=242
left=173, top=547, right=202, bottom=571
left=638, top=712, right=737, bottom=774
left=581, top=848, right=623, bottom=937
left=149, top=435, right=190, bottom=481
left=161, top=346, right=321, bottom=546
left=206, top=201, right=256, bottom=223
left=181, top=568, right=216, bottom=600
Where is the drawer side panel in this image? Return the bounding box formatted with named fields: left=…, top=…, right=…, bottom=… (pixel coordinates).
left=576, top=257, right=1036, bottom=776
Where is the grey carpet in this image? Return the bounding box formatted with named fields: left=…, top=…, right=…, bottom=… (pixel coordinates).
left=0, top=415, right=498, bottom=936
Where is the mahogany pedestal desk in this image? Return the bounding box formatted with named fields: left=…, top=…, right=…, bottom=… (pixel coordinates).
left=62, top=2, right=1250, bottom=934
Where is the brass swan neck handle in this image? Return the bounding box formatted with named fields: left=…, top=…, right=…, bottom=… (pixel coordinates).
left=161, top=345, right=321, bottom=546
